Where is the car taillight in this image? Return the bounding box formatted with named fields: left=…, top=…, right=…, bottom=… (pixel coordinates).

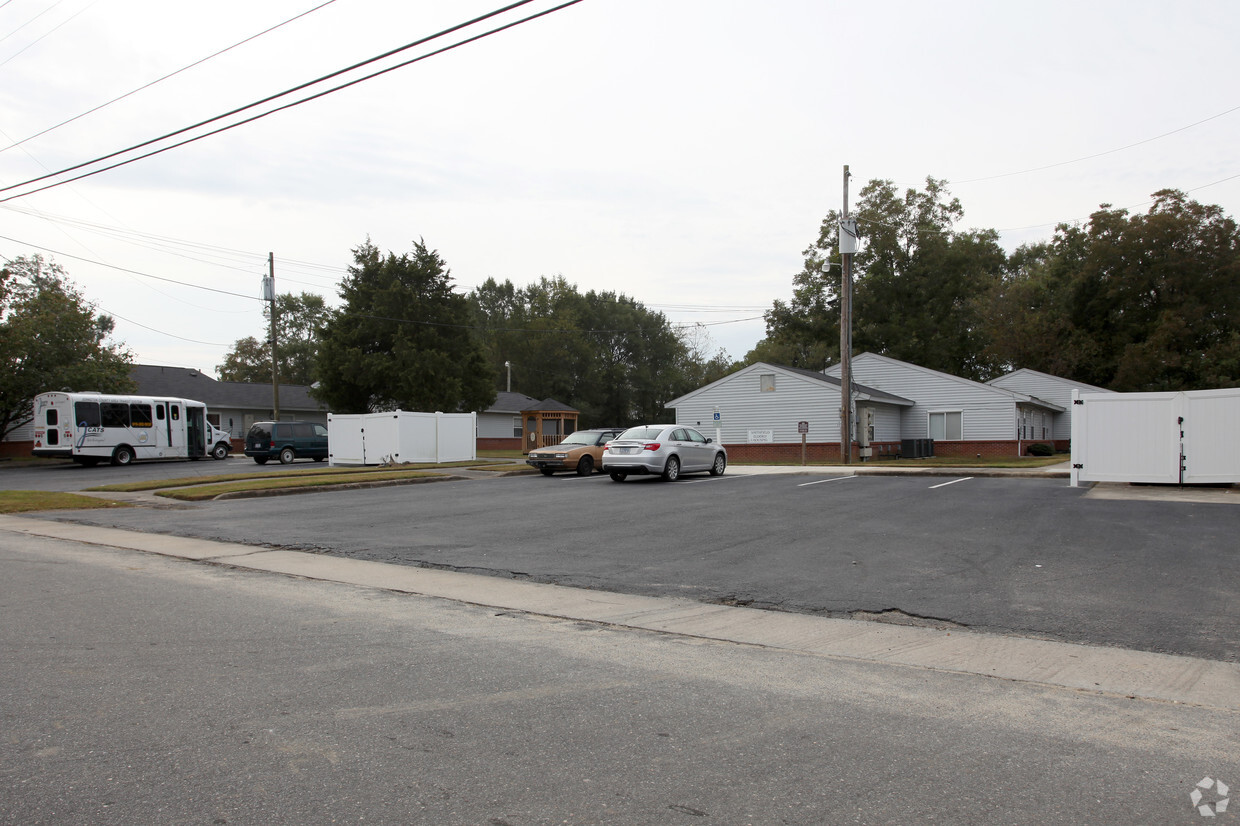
left=269, top=441, right=275, bottom=448
left=642, top=442, right=661, bottom=451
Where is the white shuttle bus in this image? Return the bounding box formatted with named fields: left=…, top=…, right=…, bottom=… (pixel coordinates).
left=31, top=391, right=232, bottom=466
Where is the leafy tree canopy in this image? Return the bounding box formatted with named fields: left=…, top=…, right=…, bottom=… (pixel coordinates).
left=748, top=177, right=1005, bottom=380
left=0, top=255, right=134, bottom=440
left=314, top=239, right=496, bottom=414
left=983, top=189, right=1240, bottom=390
left=469, top=276, right=733, bottom=426
left=216, top=292, right=326, bottom=385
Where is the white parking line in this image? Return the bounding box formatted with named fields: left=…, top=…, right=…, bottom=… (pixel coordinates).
left=929, top=477, right=973, bottom=489
left=797, top=475, right=858, bottom=488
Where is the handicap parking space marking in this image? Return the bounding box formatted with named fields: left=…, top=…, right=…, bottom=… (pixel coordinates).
left=928, top=476, right=973, bottom=489
left=797, top=475, right=859, bottom=488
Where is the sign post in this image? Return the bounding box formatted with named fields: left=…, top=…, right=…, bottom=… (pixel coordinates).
left=798, top=420, right=809, bottom=465
left=712, top=406, right=722, bottom=446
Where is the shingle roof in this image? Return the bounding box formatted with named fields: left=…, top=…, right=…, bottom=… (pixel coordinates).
left=525, top=397, right=578, bottom=413
left=130, top=365, right=324, bottom=412
left=484, top=391, right=543, bottom=414
left=771, top=363, right=916, bottom=406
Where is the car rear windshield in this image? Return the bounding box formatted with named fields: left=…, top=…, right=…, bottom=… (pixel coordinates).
left=247, top=423, right=272, bottom=440
left=616, top=427, right=663, bottom=441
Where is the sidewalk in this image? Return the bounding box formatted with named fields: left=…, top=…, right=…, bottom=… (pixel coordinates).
left=3, top=513, right=1236, bottom=712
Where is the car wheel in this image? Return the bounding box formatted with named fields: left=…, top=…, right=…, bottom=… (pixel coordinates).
left=540, top=468, right=555, bottom=476
left=609, top=471, right=627, bottom=482
left=211, top=442, right=229, bottom=460
left=279, top=447, right=296, bottom=464
left=709, top=452, right=727, bottom=476
left=111, top=445, right=134, bottom=466
left=661, top=456, right=680, bottom=482
left=254, top=456, right=268, bottom=465
left=576, top=456, right=594, bottom=476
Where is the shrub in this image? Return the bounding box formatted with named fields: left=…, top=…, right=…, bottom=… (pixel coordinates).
left=1026, top=442, right=1054, bottom=457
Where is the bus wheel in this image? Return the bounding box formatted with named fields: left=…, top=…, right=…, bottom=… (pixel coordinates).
left=211, top=442, right=229, bottom=460
left=111, top=446, right=134, bottom=466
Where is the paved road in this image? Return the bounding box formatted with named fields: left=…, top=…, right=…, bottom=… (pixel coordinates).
left=3, top=532, right=1236, bottom=826
left=12, top=467, right=1239, bottom=662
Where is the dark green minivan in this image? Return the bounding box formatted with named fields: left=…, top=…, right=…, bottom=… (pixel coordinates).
left=244, top=421, right=329, bottom=464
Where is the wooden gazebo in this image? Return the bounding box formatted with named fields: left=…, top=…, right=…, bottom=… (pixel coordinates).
left=520, top=398, right=579, bottom=453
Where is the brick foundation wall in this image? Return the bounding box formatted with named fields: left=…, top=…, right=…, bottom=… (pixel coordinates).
left=0, top=440, right=32, bottom=459
left=724, top=439, right=1056, bottom=462
left=477, top=437, right=521, bottom=451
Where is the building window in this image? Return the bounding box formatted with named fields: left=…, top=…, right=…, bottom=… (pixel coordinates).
left=928, top=411, right=962, bottom=441
left=512, top=417, right=522, bottom=437
left=759, top=374, right=776, bottom=392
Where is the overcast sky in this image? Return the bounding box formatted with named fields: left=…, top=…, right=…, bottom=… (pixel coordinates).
left=2, top=0, right=1237, bottom=382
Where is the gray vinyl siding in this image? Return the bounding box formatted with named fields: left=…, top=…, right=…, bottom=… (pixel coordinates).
left=988, top=369, right=1113, bottom=441
left=827, top=354, right=1019, bottom=441
left=477, top=412, right=519, bottom=439
left=671, top=365, right=844, bottom=443
left=854, top=403, right=901, bottom=442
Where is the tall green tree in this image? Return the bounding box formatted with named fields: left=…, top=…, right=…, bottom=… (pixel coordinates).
left=749, top=178, right=1006, bottom=380
left=216, top=292, right=326, bottom=385
left=469, top=276, right=709, bottom=425
left=315, top=239, right=495, bottom=413
left=0, top=255, right=133, bottom=440
left=984, top=190, right=1240, bottom=390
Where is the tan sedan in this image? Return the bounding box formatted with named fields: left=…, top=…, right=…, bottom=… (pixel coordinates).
left=526, top=428, right=626, bottom=476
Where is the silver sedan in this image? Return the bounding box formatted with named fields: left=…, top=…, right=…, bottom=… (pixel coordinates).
left=602, top=425, right=727, bottom=482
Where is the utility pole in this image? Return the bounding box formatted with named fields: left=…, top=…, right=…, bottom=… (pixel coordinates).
left=265, top=252, right=280, bottom=420
left=839, top=166, right=855, bottom=465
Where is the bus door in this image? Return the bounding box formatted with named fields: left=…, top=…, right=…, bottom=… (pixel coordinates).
left=167, top=402, right=185, bottom=455
left=186, top=405, right=207, bottom=457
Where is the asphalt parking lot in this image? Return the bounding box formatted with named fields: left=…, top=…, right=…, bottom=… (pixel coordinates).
left=7, top=460, right=1237, bottom=663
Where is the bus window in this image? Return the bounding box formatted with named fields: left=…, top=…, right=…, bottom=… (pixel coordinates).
left=74, top=401, right=101, bottom=428
left=171, top=405, right=180, bottom=421
left=156, top=404, right=165, bottom=421
left=130, top=404, right=153, bottom=428
left=46, top=408, right=58, bottom=426
left=101, top=402, right=130, bottom=428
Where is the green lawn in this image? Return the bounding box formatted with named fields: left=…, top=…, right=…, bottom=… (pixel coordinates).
left=0, top=490, right=131, bottom=513
left=155, top=470, right=443, bottom=501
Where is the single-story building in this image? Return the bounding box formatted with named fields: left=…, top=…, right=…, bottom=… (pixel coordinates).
left=477, top=392, right=584, bottom=452
left=824, top=353, right=1065, bottom=457
left=666, top=362, right=915, bottom=462
left=986, top=367, right=1114, bottom=448
left=477, top=391, right=541, bottom=450
left=667, top=354, right=1075, bottom=461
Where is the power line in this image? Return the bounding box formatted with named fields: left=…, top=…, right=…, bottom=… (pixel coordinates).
left=0, top=0, right=340, bottom=152
left=0, top=0, right=101, bottom=70
left=0, top=233, right=264, bottom=302
left=99, top=307, right=234, bottom=347
left=0, top=0, right=561, bottom=200
left=948, top=103, right=1240, bottom=185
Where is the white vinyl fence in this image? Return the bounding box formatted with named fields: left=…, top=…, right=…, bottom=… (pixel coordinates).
left=1070, top=388, right=1240, bottom=486
left=328, top=411, right=476, bottom=466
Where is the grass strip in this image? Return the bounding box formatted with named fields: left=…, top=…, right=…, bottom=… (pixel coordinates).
left=154, top=470, right=442, bottom=501
left=87, top=461, right=484, bottom=493
left=0, top=490, right=131, bottom=513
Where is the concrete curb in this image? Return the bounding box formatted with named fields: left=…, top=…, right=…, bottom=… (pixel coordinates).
left=3, top=514, right=1236, bottom=712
